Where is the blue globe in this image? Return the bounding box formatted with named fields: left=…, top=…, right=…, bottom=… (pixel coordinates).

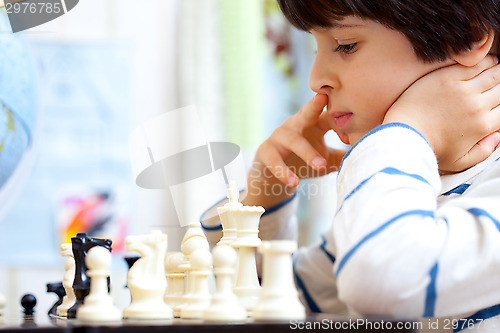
left=0, top=9, right=38, bottom=216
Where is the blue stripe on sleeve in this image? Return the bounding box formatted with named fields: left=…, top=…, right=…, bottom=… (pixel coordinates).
left=319, top=235, right=336, bottom=264
left=292, top=254, right=321, bottom=313
left=336, top=167, right=430, bottom=214
left=262, top=192, right=297, bottom=216
left=335, top=210, right=435, bottom=276
left=423, top=263, right=438, bottom=317
left=453, top=304, right=500, bottom=333
left=467, top=208, right=500, bottom=232
left=442, top=184, right=470, bottom=196
left=340, top=122, right=431, bottom=172
left=200, top=223, right=223, bottom=231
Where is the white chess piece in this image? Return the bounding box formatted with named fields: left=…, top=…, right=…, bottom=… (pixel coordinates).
left=182, top=221, right=208, bottom=244
left=253, top=240, right=305, bottom=321
left=203, top=245, right=246, bottom=322
left=0, top=292, right=6, bottom=316
left=123, top=230, right=173, bottom=320
left=217, top=181, right=243, bottom=246
left=176, top=224, right=209, bottom=316
left=57, top=243, right=77, bottom=317
left=231, top=204, right=265, bottom=315
left=76, top=246, right=122, bottom=322
left=164, top=252, right=185, bottom=317
left=180, top=249, right=212, bottom=319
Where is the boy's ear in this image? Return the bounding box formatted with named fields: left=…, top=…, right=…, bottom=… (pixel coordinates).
left=452, top=30, right=495, bottom=66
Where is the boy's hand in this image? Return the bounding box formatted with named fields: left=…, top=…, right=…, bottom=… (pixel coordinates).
left=243, top=94, right=347, bottom=208
left=384, top=55, right=500, bottom=173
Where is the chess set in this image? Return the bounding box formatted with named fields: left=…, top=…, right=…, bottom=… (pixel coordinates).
left=0, top=182, right=315, bottom=332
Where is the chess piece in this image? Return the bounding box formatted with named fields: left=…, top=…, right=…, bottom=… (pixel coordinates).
left=203, top=245, right=246, bottom=322
left=0, top=293, right=6, bottom=316
left=21, top=294, right=37, bottom=328
left=231, top=204, right=265, bottom=315
left=77, top=246, right=122, bottom=322
left=46, top=282, right=65, bottom=316
left=164, top=252, right=186, bottom=317
left=21, top=294, right=36, bottom=316
left=176, top=223, right=209, bottom=316
left=124, top=256, right=140, bottom=270
left=123, top=256, right=140, bottom=288
left=123, top=230, right=173, bottom=320
left=181, top=221, right=208, bottom=244
left=67, top=233, right=112, bottom=319
left=253, top=240, right=305, bottom=321
left=180, top=249, right=212, bottom=319
left=217, top=181, right=243, bottom=246
left=57, top=243, right=76, bottom=317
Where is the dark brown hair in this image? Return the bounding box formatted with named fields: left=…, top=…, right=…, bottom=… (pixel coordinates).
left=277, top=0, right=500, bottom=62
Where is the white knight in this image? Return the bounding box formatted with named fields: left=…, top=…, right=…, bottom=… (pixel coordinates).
left=123, top=230, right=173, bottom=320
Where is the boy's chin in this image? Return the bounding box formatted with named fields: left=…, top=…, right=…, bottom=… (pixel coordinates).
left=337, top=131, right=351, bottom=145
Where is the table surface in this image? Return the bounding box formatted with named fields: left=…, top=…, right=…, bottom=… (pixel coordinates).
left=0, top=313, right=419, bottom=332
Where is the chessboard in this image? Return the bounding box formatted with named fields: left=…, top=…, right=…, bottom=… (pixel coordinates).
left=0, top=313, right=419, bottom=333
left=0, top=182, right=419, bottom=332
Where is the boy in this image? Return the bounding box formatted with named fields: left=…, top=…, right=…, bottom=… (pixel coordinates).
left=203, top=0, right=500, bottom=330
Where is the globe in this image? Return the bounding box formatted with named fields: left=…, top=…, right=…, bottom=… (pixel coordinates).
left=0, top=9, right=38, bottom=219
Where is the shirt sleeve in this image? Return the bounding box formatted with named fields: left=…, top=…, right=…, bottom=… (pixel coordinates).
left=334, top=123, right=500, bottom=319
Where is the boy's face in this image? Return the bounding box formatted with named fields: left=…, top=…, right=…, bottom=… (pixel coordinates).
left=310, top=16, right=454, bottom=145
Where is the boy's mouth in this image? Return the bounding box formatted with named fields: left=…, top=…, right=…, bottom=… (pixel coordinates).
left=330, top=112, right=353, bottom=128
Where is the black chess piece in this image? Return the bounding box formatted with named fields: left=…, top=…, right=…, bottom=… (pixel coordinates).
left=123, top=256, right=140, bottom=288
left=21, top=293, right=36, bottom=315
left=46, top=282, right=65, bottom=317
left=124, top=256, right=140, bottom=270
left=66, top=232, right=112, bottom=319
left=20, top=293, right=37, bottom=328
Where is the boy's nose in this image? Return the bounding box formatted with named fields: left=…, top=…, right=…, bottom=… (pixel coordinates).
left=309, top=53, right=339, bottom=93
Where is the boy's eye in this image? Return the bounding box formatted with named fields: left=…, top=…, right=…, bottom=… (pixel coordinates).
left=335, top=43, right=357, bottom=54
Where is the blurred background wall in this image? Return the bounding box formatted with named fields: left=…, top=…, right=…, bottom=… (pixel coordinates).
left=0, top=0, right=345, bottom=316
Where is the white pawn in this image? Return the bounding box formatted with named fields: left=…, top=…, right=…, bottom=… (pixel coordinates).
left=180, top=249, right=212, bottom=319
left=203, top=245, right=246, bottom=322
left=164, top=252, right=185, bottom=317
left=253, top=240, right=305, bottom=321
left=0, top=293, right=5, bottom=316
left=57, top=243, right=77, bottom=317
left=77, top=246, right=122, bottom=322
left=176, top=230, right=209, bottom=316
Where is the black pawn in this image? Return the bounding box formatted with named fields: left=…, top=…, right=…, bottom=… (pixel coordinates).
left=20, top=293, right=37, bottom=328
left=46, top=282, right=65, bottom=316
left=21, top=293, right=36, bottom=316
